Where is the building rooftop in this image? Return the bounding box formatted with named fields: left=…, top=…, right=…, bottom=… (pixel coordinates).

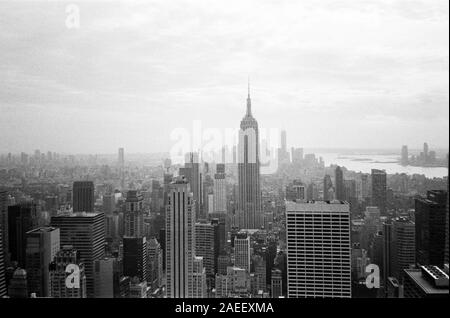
left=404, top=268, right=449, bottom=295
left=286, top=200, right=350, bottom=213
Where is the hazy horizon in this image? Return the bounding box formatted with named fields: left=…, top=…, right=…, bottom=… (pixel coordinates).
left=1, top=0, right=448, bottom=154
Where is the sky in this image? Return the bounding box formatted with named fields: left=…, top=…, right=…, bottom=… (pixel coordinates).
left=0, top=0, right=448, bottom=154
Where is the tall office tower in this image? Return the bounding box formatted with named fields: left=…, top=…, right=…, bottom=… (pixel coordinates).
left=202, top=175, right=214, bottom=217
left=335, top=166, right=345, bottom=201
left=118, top=147, right=125, bottom=166
left=277, top=130, right=290, bottom=167
left=344, top=179, right=356, bottom=202
left=181, top=152, right=202, bottom=220
left=163, top=173, right=174, bottom=207
left=103, top=193, right=116, bottom=215
left=382, top=222, right=393, bottom=289
left=237, top=83, right=262, bottom=230
left=0, top=227, right=6, bottom=297
left=234, top=233, right=251, bottom=273
left=192, top=256, right=207, bottom=298
left=195, top=221, right=215, bottom=287
left=123, top=236, right=147, bottom=282
left=72, top=181, right=95, bottom=213
left=213, top=164, right=227, bottom=214
left=415, top=190, right=448, bottom=267
left=49, top=245, right=87, bottom=298
left=210, top=218, right=224, bottom=271
left=217, top=254, right=232, bottom=275
left=0, top=190, right=7, bottom=262
left=291, top=147, right=303, bottom=165
left=50, top=212, right=105, bottom=298
left=124, top=190, right=144, bottom=237
left=166, top=176, right=195, bottom=298
left=25, top=227, right=60, bottom=297
left=94, top=256, right=123, bottom=298
left=251, top=254, right=266, bottom=293
left=401, top=145, right=409, bottom=165
left=8, top=268, right=28, bottom=298
left=323, top=175, right=333, bottom=201
left=403, top=265, right=449, bottom=298
left=147, top=238, right=163, bottom=290
left=8, top=202, right=39, bottom=267
left=361, top=174, right=370, bottom=200
left=285, top=180, right=306, bottom=201
left=390, top=217, right=415, bottom=280
left=271, top=268, right=282, bottom=298
left=371, top=169, right=387, bottom=215
left=423, top=142, right=429, bottom=158
left=286, top=201, right=352, bottom=298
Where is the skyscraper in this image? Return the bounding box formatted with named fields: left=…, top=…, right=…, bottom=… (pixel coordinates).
left=192, top=256, right=207, bottom=298
left=213, top=164, right=227, bottom=214
left=390, top=217, right=415, bottom=280
left=49, top=245, right=87, bottom=298
left=166, top=176, right=195, bottom=298
left=118, top=147, right=124, bottom=166
left=415, top=190, right=447, bottom=267
left=0, top=227, right=6, bottom=297
left=371, top=169, right=387, bottom=215
left=195, top=221, right=215, bottom=288
left=25, top=227, right=60, bottom=297
left=94, top=256, right=123, bottom=298
left=0, top=190, right=8, bottom=262
left=124, top=190, right=144, bottom=238
left=335, top=166, right=345, bottom=201
left=323, top=175, right=333, bottom=201
left=123, top=236, right=147, bottom=283
left=50, top=212, right=105, bottom=298
left=286, top=200, right=351, bottom=298
left=8, top=202, right=39, bottom=267
left=401, top=145, right=409, bottom=165
left=72, top=181, right=95, bottom=213
left=180, top=152, right=202, bottom=220
left=234, top=233, right=251, bottom=273
left=237, top=83, right=262, bottom=229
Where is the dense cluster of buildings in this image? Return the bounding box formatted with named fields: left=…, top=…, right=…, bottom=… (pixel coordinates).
left=0, top=88, right=448, bottom=299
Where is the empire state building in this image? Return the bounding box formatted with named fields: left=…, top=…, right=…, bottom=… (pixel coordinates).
left=237, top=83, right=262, bottom=229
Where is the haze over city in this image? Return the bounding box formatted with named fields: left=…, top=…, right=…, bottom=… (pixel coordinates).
left=0, top=0, right=448, bottom=154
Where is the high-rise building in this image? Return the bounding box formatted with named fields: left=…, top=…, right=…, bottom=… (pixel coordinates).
left=237, top=83, right=262, bottom=229
left=401, top=145, right=409, bottom=165
left=213, top=164, right=227, bottom=214
left=94, top=256, right=123, bottom=298
left=123, top=236, right=147, bottom=283
left=124, top=190, right=144, bottom=238
left=251, top=254, right=266, bottom=293
left=166, top=176, right=195, bottom=298
left=25, top=227, right=60, bottom=297
left=323, top=175, right=333, bottom=201
left=291, top=148, right=303, bottom=165
left=49, top=245, right=87, bottom=298
left=72, top=181, right=95, bottom=213
left=271, top=268, right=282, bottom=298
left=8, top=202, right=39, bottom=267
left=285, top=180, right=306, bottom=201
left=390, top=217, right=415, bottom=280
left=180, top=152, right=202, bottom=220
left=0, top=227, right=6, bottom=297
left=234, top=233, right=251, bottom=273
left=415, top=190, right=447, bottom=267
left=147, top=237, right=163, bottom=290
left=118, top=147, right=125, bottom=166
left=192, top=256, right=207, bottom=298
left=371, top=169, right=387, bottom=215
left=286, top=200, right=351, bottom=298
left=195, top=221, right=215, bottom=287
left=0, top=190, right=8, bottom=263
left=50, top=212, right=105, bottom=298
left=335, top=166, right=345, bottom=201
left=103, top=193, right=116, bottom=215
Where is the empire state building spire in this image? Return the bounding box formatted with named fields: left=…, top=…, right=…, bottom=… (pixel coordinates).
left=246, top=77, right=252, bottom=116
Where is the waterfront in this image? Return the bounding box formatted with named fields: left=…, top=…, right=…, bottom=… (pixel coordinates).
left=315, top=152, right=448, bottom=178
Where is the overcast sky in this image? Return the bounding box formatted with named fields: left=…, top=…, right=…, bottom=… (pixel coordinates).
left=0, top=0, right=448, bottom=154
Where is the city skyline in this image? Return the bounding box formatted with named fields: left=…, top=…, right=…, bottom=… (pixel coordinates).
left=0, top=0, right=449, bottom=154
